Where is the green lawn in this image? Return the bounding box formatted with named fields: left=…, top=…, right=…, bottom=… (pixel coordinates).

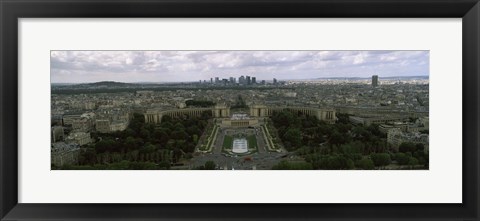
left=247, top=135, right=257, bottom=150
left=201, top=125, right=218, bottom=151
left=223, top=135, right=233, bottom=149
left=262, top=125, right=276, bottom=150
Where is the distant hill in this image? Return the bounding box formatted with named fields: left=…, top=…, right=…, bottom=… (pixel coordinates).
left=52, top=81, right=137, bottom=87
left=314, top=76, right=429, bottom=80
left=376, top=76, right=428, bottom=79
left=79, top=81, right=136, bottom=87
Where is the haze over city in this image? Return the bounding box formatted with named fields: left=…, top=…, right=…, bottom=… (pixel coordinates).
left=51, top=50, right=429, bottom=83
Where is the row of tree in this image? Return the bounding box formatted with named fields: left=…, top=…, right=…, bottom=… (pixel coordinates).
left=58, top=160, right=166, bottom=170
left=231, top=95, right=247, bottom=108
left=273, top=151, right=425, bottom=170
left=270, top=110, right=386, bottom=154
left=67, top=112, right=211, bottom=169
left=270, top=110, right=428, bottom=170
left=185, top=100, right=216, bottom=107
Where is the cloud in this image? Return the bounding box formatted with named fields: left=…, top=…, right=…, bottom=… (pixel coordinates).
left=51, top=50, right=429, bottom=83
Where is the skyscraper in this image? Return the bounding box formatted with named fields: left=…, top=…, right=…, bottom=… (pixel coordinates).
left=372, top=75, right=378, bottom=87
left=252, top=77, right=256, bottom=84
left=246, top=76, right=251, bottom=85
left=239, top=76, right=245, bottom=84
left=273, top=78, right=277, bottom=85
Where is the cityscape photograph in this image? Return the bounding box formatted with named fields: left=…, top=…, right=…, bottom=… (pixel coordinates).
left=51, top=50, right=429, bottom=170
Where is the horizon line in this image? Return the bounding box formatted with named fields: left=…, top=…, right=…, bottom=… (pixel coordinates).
left=51, top=75, right=429, bottom=84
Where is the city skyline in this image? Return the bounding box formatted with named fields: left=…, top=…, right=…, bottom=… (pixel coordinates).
left=51, top=50, right=429, bottom=83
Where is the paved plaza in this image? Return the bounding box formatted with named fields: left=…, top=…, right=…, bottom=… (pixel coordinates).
left=189, top=115, right=284, bottom=169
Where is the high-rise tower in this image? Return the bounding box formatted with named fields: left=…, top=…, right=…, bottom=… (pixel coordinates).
left=372, top=75, right=378, bottom=87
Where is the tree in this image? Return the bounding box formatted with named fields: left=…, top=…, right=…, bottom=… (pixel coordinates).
left=108, top=160, right=130, bottom=170
left=272, top=160, right=291, bottom=169
left=408, top=157, right=419, bottom=168
left=129, top=162, right=157, bottom=170
left=185, top=100, right=215, bottom=107
left=193, top=134, right=199, bottom=144
left=123, top=128, right=135, bottom=137
left=330, top=130, right=347, bottom=146
left=160, top=122, right=174, bottom=130
left=415, top=143, right=425, bottom=152
left=153, top=130, right=169, bottom=145
left=336, top=113, right=351, bottom=124
left=395, top=153, right=410, bottom=165
left=302, top=115, right=318, bottom=128
left=197, top=120, right=207, bottom=130
left=95, top=139, right=115, bottom=153
left=140, top=143, right=156, bottom=154
left=336, top=123, right=352, bottom=134
left=272, top=111, right=296, bottom=128
left=204, top=161, right=216, bottom=170
left=352, top=126, right=368, bottom=138
left=140, top=129, right=151, bottom=140
left=157, top=161, right=171, bottom=169
left=232, top=95, right=247, bottom=108
left=316, top=155, right=353, bottom=170
left=272, top=161, right=313, bottom=170
left=172, top=130, right=188, bottom=141
left=125, top=136, right=138, bottom=151
left=79, top=148, right=97, bottom=165
left=399, top=142, right=416, bottom=153
left=283, top=128, right=302, bottom=150
left=346, top=158, right=355, bottom=169
left=370, top=153, right=391, bottom=167
left=174, top=122, right=185, bottom=130
left=161, top=115, right=172, bottom=123
left=172, top=148, right=182, bottom=162
left=187, top=125, right=201, bottom=135
left=356, top=158, right=375, bottom=170
left=367, top=124, right=384, bottom=137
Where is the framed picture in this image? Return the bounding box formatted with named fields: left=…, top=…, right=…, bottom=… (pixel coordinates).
left=1, top=0, right=479, bottom=220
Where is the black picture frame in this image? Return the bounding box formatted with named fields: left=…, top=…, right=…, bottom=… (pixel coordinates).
left=1, top=0, right=479, bottom=220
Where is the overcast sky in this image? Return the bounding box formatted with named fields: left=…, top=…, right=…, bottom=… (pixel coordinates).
left=51, top=50, right=429, bottom=83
